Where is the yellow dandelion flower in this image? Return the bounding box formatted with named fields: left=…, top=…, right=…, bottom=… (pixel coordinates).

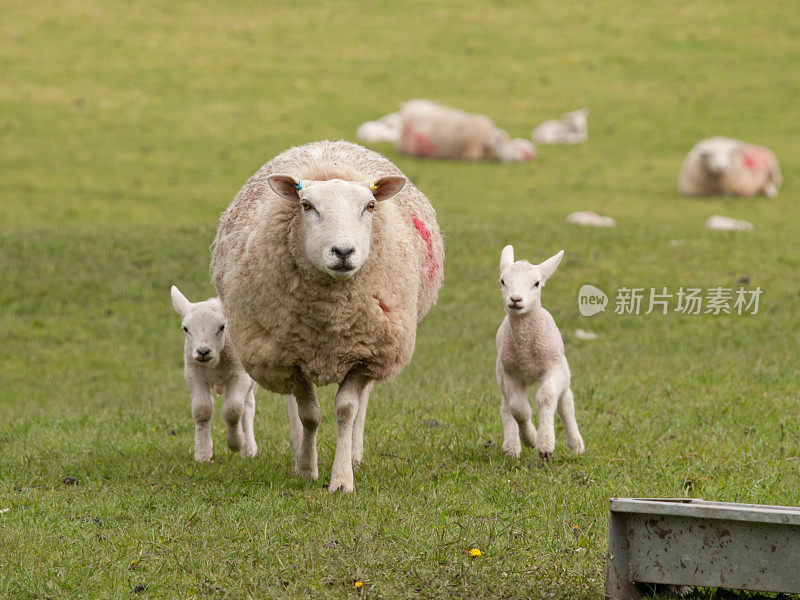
left=354, top=580, right=363, bottom=588
left=469, top=547, right=481, bottom=557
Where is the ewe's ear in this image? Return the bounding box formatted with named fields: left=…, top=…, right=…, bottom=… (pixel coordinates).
left=369, top=176, right=407, bottom=201
left=170, top=285, right=192, bottom=317
left=267, top=173, right=302, bottom=201
left=500, top=245, right=515, bottom=273
left=537, top=250, right=564, bottom=282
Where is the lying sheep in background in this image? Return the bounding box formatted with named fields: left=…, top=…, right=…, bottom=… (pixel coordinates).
left=495, top=246, right=584, bottom=461
left=357, top=99, right=535, bottom=162
left=679, top=137, right=781, bottom=198
left=211, top=140, right=444, bottom=493
left=170, top=285, right=260, bottom=462
left=532, top=107, right=589, bottom=145
left=355, top=112, right=401, bottom=144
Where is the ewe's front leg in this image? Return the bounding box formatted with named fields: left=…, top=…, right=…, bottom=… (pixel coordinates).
left=238, top=381, right=258, bottom=459
left=329, top=371, right=370, bottom=493
left=222, top=377, right=248, bottom=453
left=292, top=378, right=320, bottom=481
left=502, top=371, right=537, bottom=458
left=351, top=380, right=373, bottom=468
left=534, top=376, right=561, bottom=461
left=285, top=394, right=302, bottom=457
left=189, top=380, right=214, bottom=463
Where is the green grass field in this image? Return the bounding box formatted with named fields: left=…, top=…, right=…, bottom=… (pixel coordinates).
left=2, top=1, right=800, bottom=598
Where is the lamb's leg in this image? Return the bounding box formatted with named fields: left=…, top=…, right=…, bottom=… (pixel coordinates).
left=351, top=380, right=373, bottom=468
left=292, top=378, right=319, bottom=481
left=189, top=381, right=214, bottom=463
left=502, top=370, right=537, bottom=457
left=534, top=375, right=561, bottom=461
left=285, top=394, right=302, bottom=457
left=497, top=367, right=521, bottom=459
left=222, top=377, right=248, bottom=453
left=329, top=370, right=370, bottom=493
left=558, top=388, right=584, bottom=454
left=238, top=382, right=258, bottom=459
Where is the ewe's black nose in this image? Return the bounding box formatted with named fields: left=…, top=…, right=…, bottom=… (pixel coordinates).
left=332, top=246, right=355, bottom=260
left=197, top=347, right=211, bottom=360
left=509, top=295, right=523, bottom=304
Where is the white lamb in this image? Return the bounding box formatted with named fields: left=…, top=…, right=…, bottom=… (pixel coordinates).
left=211, top=141, right=444, bottom=493
left=532, top=108, right=589, bottom=145
left=678, top=137, right=781, bottom=198
left=170, top=285, right=260, bottom=462
left=495, top=246, right=585, bottom=460
left=355, top=111, right=402, bottom=144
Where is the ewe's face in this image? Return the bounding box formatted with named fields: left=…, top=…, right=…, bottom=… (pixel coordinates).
left=701, top=149, right=732, bottom=175
left=266, top=174, right=407, bottom=281
left=298, top=180, right=378, bottom=279
left=500, top=262, right=544, bottom=315
left=181, top=307, right=226, bottom=367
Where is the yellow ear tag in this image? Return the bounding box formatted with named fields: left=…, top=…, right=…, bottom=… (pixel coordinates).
left=370, top=182, right=379, bottom=191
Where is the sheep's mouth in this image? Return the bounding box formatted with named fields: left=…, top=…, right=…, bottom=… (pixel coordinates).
left=507, top=303, right=525, bottom=311
left=328, top=263, right=357, bottom=279
left=194, top=356, right=213, bottom=363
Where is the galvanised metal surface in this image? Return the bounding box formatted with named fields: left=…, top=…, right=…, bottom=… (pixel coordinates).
left=604, top=498, right=800, bottom=599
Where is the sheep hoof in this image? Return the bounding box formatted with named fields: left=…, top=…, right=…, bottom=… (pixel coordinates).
left=240, top=443, right=258, bottom=459
left=502, top=441, right=521, bottom=459
left=295, top=464, right=319, bottom=481
left=568, top=438, right=585, bottom=454
left=195, top=453, right=214, bottom=464
left=328, top=479, right=354, bottom=494
left=538, top=451, right=552, bottom=461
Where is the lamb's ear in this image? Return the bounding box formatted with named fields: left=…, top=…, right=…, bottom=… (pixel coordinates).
left=369, top=176, right=407, bottom=201
left=170, top=285, right=192, bottom=317
left=267, top=173, right=302, bottom=201
left=537, top=250, right=564, bottom=281
left=500, top=245, right=515, bottom=273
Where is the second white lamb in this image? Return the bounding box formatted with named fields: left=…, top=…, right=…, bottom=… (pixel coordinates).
left=495, top=246, right=585, bottom=461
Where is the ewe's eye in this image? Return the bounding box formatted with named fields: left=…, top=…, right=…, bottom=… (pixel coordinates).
left=300, top=200, right=313, bottom=212
left=500, top=279, right=505, bottom=286
left=182, top=326, right=188, bottom=333
left=219, top=324, right=225, bottom=332
left=365, top=200, right=376, bottom=212
left=533, top=281, right=540, bottom=288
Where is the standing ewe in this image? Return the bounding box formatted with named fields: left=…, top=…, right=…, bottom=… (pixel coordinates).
left=678, top=137, right=781, bottom=198
left=170, top=285, right=259, bottom=462
left=495, top=246, right=584, bottom=461
left=531, top=108, right=589, bottom=145
left=211, top=141, right=444, bottom=493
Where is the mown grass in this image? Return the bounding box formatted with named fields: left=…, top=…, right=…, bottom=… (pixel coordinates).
left=1, top=1, right=799, bottom=598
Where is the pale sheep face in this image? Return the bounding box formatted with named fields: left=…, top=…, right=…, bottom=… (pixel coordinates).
left=701, top=149, right=732, bottom=175
left=267, top=174, right=407, bottom=280
left=170, top=286, right=226, bottom=367
left=498, top=246, right=564, bottom=315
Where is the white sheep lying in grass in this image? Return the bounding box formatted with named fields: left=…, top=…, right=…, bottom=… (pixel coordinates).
left=495, top=246, right=584, bottom=461
left=532, top=108, right=589, bottom=145
left=211, top=141, right=444, bottom=492
left=171, top=285, right=259, bottom=462
left=358, top=100, right=535, bottom=162
left=678, top=137, right=781, bottom=198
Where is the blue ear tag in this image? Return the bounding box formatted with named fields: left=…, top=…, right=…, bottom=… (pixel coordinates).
left=294, top=181, right=304, bottom=190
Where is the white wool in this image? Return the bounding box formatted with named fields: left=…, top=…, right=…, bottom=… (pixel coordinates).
left=705, top=215, right=753, bottom=232
left=566, top=211, right=615, bottom=227
left=532, top=108, right=589, bottom=145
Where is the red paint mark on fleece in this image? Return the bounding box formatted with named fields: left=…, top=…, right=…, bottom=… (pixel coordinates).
left=412, top=215, right=439, bottom=281
left=402, top=123, right=437, bottom=157
left=373, top=294, right=391, bottom=317
left=743, top=148, right=767, bottom=172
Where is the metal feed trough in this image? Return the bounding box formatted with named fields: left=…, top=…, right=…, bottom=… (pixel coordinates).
left=604, top=498, right=800, bottom=599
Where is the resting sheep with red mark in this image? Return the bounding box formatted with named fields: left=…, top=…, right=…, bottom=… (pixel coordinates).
left=211, top=141, right=444, bottom=493
left=679, top=137, right=781, bottom=198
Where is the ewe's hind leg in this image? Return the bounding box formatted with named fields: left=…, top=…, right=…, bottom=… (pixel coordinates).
left=189, top=381, right=214, bottom=463
left=534, top=374, right=562, bottom=461
left=558, top=388, right=584, bottom=454
left=285, top=394, right=302, bottom=457
left=292, top=378, right=320, bottom=481
left=329, top=370, right=370, bottom=493
left=238, top=382, right=258, bottom=459
left=351, top=380, right=373, bottom=468
left=499, top=368, right=536, bottom=458
left=222, top=377, right=249, bottom=453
